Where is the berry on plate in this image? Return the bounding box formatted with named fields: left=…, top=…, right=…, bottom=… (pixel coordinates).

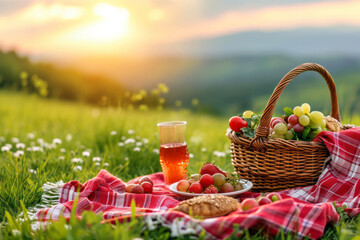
left=204, top=185, right=218, bottom=194
left=200, top=162, right=226, bottom=176
left=199, top=174, right=214, bottom=189
left=188, top=182, right=202, bottom=194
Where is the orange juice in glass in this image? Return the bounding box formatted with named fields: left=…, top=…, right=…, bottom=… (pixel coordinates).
left=158, top=121, right=189, bottom=185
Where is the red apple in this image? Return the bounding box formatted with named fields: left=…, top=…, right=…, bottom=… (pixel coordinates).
left=257, top=196, right=272, bottom=206
left=126, top=184, right=136, bottom=193
left=176, top=180, right=190, bottom=192
left=241, top=198, right=259, bottom=211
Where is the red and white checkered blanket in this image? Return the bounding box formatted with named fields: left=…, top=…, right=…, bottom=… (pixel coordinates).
left=281, top=127, right=360, bottom=216
left=36, top=127, right=360, bottom=239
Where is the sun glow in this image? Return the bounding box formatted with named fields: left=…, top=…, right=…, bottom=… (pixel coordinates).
left=68, top=3, right=130, bottom=43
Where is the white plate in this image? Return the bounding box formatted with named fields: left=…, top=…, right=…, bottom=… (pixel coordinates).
left=169, top=179, right=253, bottom=198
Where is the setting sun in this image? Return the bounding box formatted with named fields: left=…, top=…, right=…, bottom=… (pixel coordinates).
left=67, top=3, right=130, bottom=43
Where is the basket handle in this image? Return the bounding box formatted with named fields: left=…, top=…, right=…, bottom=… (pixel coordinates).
left=250, top=63, right=340, bottom=149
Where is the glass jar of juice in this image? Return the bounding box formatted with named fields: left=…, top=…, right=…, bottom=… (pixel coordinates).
left=157, top=121, right=189, bottom=185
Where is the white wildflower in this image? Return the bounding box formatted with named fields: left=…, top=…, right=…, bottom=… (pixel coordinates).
left=73, top=165, right=82, bottom=172
left=59, top=156, right=65, bottom=160
left=136, top=142, right=143, bottom=147
left=5, top=143, right=12, bottom=149
left=201, top=148, right=207, bottom=152
left=124, top=157, right=129, bottom=161
left=128, top=129, right=135, bottom=135
left=110, top=131, right=117, bottom=136
left=31, top=146, right=42, bottom=152
left=213, top=151, right=226, bottom=157
left=37, top=138, right=44, bottom=144
left=60, top=148, right=66, bottom=153
left=189, top=153, right=194, bottom=158
left=118, top=142, right=124, bottom=147
left=53, top=138, right=62, bottom=144
left=0, top=136, right=5, bottom=142
left=66, top=134, right=72, bottom=142
left=118, top=164, right=123, bottom=168
left=26, top=147, right=31, bottom=152
left=82, top=151, right=90, bottom=157
left=11, top=137, right=19, bottom=143
left=92, top=157, right=101, bottom=162
left=103, top=162, right=109, bottom=167
left=12, top=229, right=21, bottom=236
left=143, top=138, right=149, bottom=144
left=13, top=150, right=24, bottom=157
left=44, top=143, right=56, bottom=149
left=1, top=146, right=10, bottom=152
left=125, top=138, right=135, bottom=144
left=27, top=133, right=35, bottom=139
left=29, top=169, right=37, bottom=174
left=95, top=162, right=100, bottom=166
left=71, top=158, right=83, bottom=164
left=133, top=147, right=141, bottom=152
left=16, top=143, right=25, bottom=149
left=153, top=149, right=159, bottom=154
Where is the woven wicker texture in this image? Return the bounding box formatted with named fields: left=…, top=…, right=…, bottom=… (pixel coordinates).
left=227, top=63, right=339, bottom=192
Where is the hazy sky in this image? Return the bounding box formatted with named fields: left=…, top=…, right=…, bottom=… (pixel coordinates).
left=0, top=0, right=359, bottom=58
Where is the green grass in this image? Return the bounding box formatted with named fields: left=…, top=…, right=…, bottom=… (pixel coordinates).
left=0, top=91, right=359, bottom=239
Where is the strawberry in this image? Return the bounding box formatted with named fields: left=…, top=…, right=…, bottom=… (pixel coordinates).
left=141, top=182, right=153, bottom=194
left=204, top=185, right=218, bottom=194
left=188, top=182, right=202, bottom=193
left=199, top=174, right=214, bottom=189
left=139, top=176, right=153, bottom=185
left=200, top=162, right=226, bottom=176
left=131, top=184, right=144, bottom=194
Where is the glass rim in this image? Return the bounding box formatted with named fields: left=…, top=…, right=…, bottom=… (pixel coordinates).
left=157, top=121, right=187, bottom=127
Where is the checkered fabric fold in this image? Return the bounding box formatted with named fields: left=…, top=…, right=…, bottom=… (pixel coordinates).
left=281, top=127, right=360, bottom=216
left=37, top=128, right=360, bottom=239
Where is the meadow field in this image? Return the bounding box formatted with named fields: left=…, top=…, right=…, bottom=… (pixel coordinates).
left=1, top=91, right=360, bottom=239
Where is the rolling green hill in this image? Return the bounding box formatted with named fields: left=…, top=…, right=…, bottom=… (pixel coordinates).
left=1, top=49, right=360, bottom=118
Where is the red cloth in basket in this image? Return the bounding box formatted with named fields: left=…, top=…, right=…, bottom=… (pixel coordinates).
left=36, top=127, right=360, bottom=239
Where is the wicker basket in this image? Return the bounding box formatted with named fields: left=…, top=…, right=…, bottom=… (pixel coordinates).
left=227, top=63, right=341, bottom=192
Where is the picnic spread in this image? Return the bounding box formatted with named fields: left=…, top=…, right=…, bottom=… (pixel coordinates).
left=35, top=127, right=360, bottom=239
left=33, top=63, right=360, bottom=239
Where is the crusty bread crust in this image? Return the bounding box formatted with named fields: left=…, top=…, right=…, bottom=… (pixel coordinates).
left=173, top=194, right=240, bottom=218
